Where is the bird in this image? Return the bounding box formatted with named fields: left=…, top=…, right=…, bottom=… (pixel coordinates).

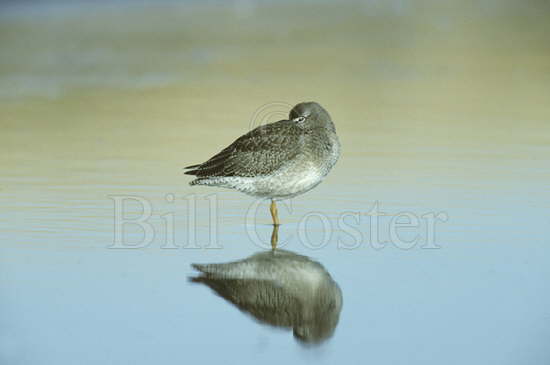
left=190, top=237, right=343, bottom=344
left=184, top=101, right=340, bottom=225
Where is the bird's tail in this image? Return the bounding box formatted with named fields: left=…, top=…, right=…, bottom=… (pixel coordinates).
left=183, top=164, right=201, bottom=175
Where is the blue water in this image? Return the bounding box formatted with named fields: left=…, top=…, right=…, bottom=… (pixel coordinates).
left=1, top=1, right=550, bottom=364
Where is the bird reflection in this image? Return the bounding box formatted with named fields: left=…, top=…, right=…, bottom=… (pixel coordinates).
left=190, top=225, right=343, bottom=345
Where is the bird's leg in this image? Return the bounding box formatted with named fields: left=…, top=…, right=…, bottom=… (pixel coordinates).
left=270, top=199, right=280, bottom=226
left=271, top=224, right=279, bottom=250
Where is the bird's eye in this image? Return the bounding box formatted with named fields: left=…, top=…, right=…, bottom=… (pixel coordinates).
left=294, top=116, right=306, bottom=122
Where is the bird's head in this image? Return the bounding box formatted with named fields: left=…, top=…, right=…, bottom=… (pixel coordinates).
left=289, top=102, right=335, bottom=131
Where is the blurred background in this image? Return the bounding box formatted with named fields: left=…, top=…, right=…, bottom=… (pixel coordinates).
left=1, top=0, right=549, bottom=364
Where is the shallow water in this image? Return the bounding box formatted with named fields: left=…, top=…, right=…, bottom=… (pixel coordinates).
left=1, top=1, right=550, bottom=364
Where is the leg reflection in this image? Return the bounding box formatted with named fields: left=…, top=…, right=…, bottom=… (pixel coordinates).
left=271, top=224, right=279, bottom=250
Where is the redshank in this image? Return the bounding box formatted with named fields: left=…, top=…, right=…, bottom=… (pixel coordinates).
left=185, top=102, right=340, bottom=225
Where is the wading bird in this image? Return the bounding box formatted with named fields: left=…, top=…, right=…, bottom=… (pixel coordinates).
left=185, top=102, right=340, bottom=225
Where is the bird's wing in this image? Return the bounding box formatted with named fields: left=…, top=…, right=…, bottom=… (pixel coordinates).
left=185, top=120, right=304, bottom=178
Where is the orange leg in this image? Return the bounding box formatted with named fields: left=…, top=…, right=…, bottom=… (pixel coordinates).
left=270, top=199, right=280, bottom=226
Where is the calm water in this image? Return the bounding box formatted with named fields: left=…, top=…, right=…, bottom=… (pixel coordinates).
left=1, top=1, right=550, bottom=364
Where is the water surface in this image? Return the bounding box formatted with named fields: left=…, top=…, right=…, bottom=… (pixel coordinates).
left=1, top=1, right=550, bottom=364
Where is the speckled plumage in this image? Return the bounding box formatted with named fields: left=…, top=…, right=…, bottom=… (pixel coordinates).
left=185, top=102, right=340, bottom=200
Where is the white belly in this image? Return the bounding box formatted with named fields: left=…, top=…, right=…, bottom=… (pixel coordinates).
left=225, top=162, right=325, bottom=199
